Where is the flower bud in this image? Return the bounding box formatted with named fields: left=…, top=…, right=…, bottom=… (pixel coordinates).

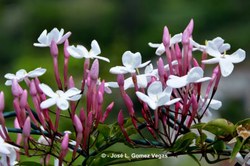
left=117, top=74, right=124, bottom=87
left=101, top=102, right=114, bottom=122
left=73, top=114, right=83, bottom=133
left=64, top=39, right=70, bottom=58
left=12, top=79, right=23, bottom=97
left=29, top=80, right=37, bottom=96
left=90, top=59, right=99, bottom=80
left=50, top=40, right=58, bottom=58
left=162, top=26, right=170, bottom=47
left=20, top=90, right=28, bottom=108
left=0, top=92, right=4, bottom=112
left=23, top=117, right=31, bottom=137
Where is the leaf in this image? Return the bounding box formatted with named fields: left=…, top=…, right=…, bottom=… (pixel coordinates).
left=191, top=123, right=206, bottom=130
left=188, top=154, right=201, bottom=166
left=98, top=124, right=111, bottom=139
left=172, top=132, right=197, bottom=152
left=213, top=139, right=226, bottom=151
left=231, top=137, right=244, bottom=161
left=235, top=118, right=250, bottom=127
left=195, top=132, right=207, bottom=147
left=18, top=161, right=42, bottom=166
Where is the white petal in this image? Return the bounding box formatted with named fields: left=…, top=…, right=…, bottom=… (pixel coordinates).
left=40, top=98, right=57, bottom=109
left=136, top=92, right=156, bottom=110
left=155, top=43, right=165, bottom=56
left=124, top=77, right=134, bottom=90
left=202, top=58, right=220, bottom=64
left=0, top=146, right=10, bottom=155
left=144, top=64, right=153, bottom=74
left=16, top=69, right=27, bottom=79
left=106, top=82, right=119, bottom=88
left=58, top=31, right=71, bottom=44
left=4, top=80, right=12, bottom=86
left=109, top=66, right=131, bottom=74
left=56, top=98, right=69, bottom=110
left=39, top=84, right=57, bottom=98
left=206, top=42, right=221, bottom=57
left=219, top=43, right=230, bottom=53
left=33, top=43, right=48, bottom=47
left=147, top=81, right=162, bottom=100
left=148, top=42, right=161, bottom=48
left=95, top=55, right=110, bottom=62
left=227, top=49, right=246, bottom=63
left=166, top=98, right=181, bottom=105
left=68, top=94, right=82, bottom=101
left=167, top=75, right=188, bottom=88
left=122, top=51, right=141, bottom=69
left=219, top=58, right=234, bottom=77
left=27, top=68, right=46, bottom=78
left=4, top=73, right=16, bottom=80
left=157, top=94, right=170, bottom=106
left=48, top=28, right=60, bottom=44
left=190, top=38, right=206, bottom=51
left=90, top=40, right=101, bottom=56
left=137, top=75, right=148, bottom=88
left=170, top=33, right=182, bottom=46
left=195, top=77, right=211, bottom=83
left=186, top=67, right=203, bottom=83
left=37, top=29, right=48, bottom=44
left=209, top=99, right=222, bottom=110
left=212, top=37, right=224, bottom=48
left=64, top=88, right=81, bottom=97
left=138, top=60, right=151, bottom=68
left=67, top=45, right=88, bottom=59
left=163, top=86, right=172, bottom=95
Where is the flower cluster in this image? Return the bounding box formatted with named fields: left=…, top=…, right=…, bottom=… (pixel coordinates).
left=0, top=20, right=247, bottom=166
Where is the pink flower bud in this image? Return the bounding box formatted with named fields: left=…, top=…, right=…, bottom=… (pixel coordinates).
left=61, top=131, right=70, bottom=151
left=90, top=59, right=99, bottom=80
left=12, top=79, right=23, bottom=97
left=0, top=92, right=4, bottom=112
left=73, top=114, right=83, bottom=133
left=162, top=26, right=170, bottom=47
left=29, top=80, right=37, bottom=96
left=23, top=117, right=31, bottom=137
left=118, top=110, right=124, bottom=126
left=50, top=40, right=58, bottom=58
left=182, top=19, right=194, bottom=44
left=157, top=58, right=165, bottom=79
left=68, top=76, right=75, bottom=88
left=117, top=74, right=124, bottom=87
left=101, top=102, right=114, bottom=123
left=64, top=39, right=70, bottom=58
left=20, top=90, right=28, bottom=108
left=79, top=108, right=86, bottom=124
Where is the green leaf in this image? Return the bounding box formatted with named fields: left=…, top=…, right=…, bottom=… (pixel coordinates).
left=231, top=137, right=244, bottom=161
left=188, top=154, right=201, bottom=166
left=18, top=161, right=42, bottom=166
left=191, top=123, right=206, bottom=130
left=172, top=132, right=197, bottom=152
left=213, top=139, right=226, bottom=151
left=195, top=132, right=207, bottom=147
left=235, top=118, right=250, bottom=127
left=98, top=124, right=111, bottom=139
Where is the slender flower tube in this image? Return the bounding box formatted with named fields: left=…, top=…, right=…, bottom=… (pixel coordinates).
left=23, top=117, right=31, bottom=155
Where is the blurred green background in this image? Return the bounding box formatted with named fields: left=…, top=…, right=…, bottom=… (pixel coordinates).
left=0, top=0, right=249, bottom=165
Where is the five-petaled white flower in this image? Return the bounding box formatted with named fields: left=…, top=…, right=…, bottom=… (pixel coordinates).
left=136, top=81, right=180, bottom=110
left=39, top=83, right=82, bottom=110
left=0, top=126, right=19, bottom=166
left=190, top=37, right=231, bottom=53
left=148, top=33, right=182, bottom=56
left=167, top=67, right=211, bottom=88
left=67, top=40, right=110, bottom=62
left=4, top=68, right=46, bottom=86
left=109, top=51, right=150, bottom=74
left=202, top=46, right=246, bottom=77
left=33, top=28, right=71, bottom=47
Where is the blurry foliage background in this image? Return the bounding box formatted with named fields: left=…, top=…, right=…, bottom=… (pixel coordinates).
left=0, top=0, right=250, bottom=165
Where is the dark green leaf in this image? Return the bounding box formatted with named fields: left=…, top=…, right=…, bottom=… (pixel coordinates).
left=98, top=124, right=111, bottom=139
left=172, top=132, right=197, bottom=152
left=188, top=154, right=201, bottom=166
left=18, top=161, right=42, bottom=166
left=231, top=137, right=244, bottom=161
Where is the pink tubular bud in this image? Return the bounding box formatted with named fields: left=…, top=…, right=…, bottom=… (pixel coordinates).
left=68, top=76, right=75, bottom=88
left=101, top=102, right=114, bottom=123
left=79, top=108, right=86, bottom=124
left=0, top=92, right=4, bottom=112
left=64, top=39, right=70, bottom=58
left=157, top=58, right=165, bottom=78
left=182, top=19, right=194, bottom=44
left=118, top=110, right=124, bottom=126
left=74, top=114, right=83, bottom=133
left=23, top=117, right=31, bottom=137
left=29, top=80, right=37, bottom=96
left=20, top=90, right=28, bottom=108
left=90, top=59, right=99, bottom=80
left=117, top=74, right=124, bottom=87
left=97, top=91, right=103, bottom=105
left=50, top=40, right=58, bottom=58
left=61, top=131, right=70, bottom=151
left=162, top=26, right=170, bottom=47
left=11, top=79, right=23, bottom=97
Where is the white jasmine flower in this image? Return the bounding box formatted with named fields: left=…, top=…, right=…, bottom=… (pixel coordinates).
left=199, top=97, right=222, bottom=117
left=190, top=37, right=231, bottom=53
left=0, top=133, right=19, bottom=166
left=202, top=47, right=246, bottom=77
left=39, top=83, right=81, bottom=110
left=136, top=81, right=180, bottom=110
left=67, top=40, right=110, bottom=62
left=148, top=33, right=182, bottom=56
left=167, top=67, right=211, bottom=88
left=33, top=28, right=71, bottom=47
left=4, top=68, right=46, bottom=86
left=109, top=51, right=150, bottom=74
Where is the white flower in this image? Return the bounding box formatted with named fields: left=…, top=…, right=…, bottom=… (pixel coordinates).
left=67, top=40, right=110, bottom=62
left=136, top=81, right=180, bottom=110
left=0, top=129, right=19, bottom=166
left=4, top=68, right=46, bottom=86
left=39, top=83, right=82, bottom=110
left=191, top=37, right=231, bottom=53
left=199, top=97, right=222, bottom=117
left=148, top=33, right=182, bottom=56
left=33, top=28, right=71, bottom=47
left=109, top=51, right=150, bottom=74
left=202, top=47, right=246, bottom=77
left=167, top=67, right=211, bottom=88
